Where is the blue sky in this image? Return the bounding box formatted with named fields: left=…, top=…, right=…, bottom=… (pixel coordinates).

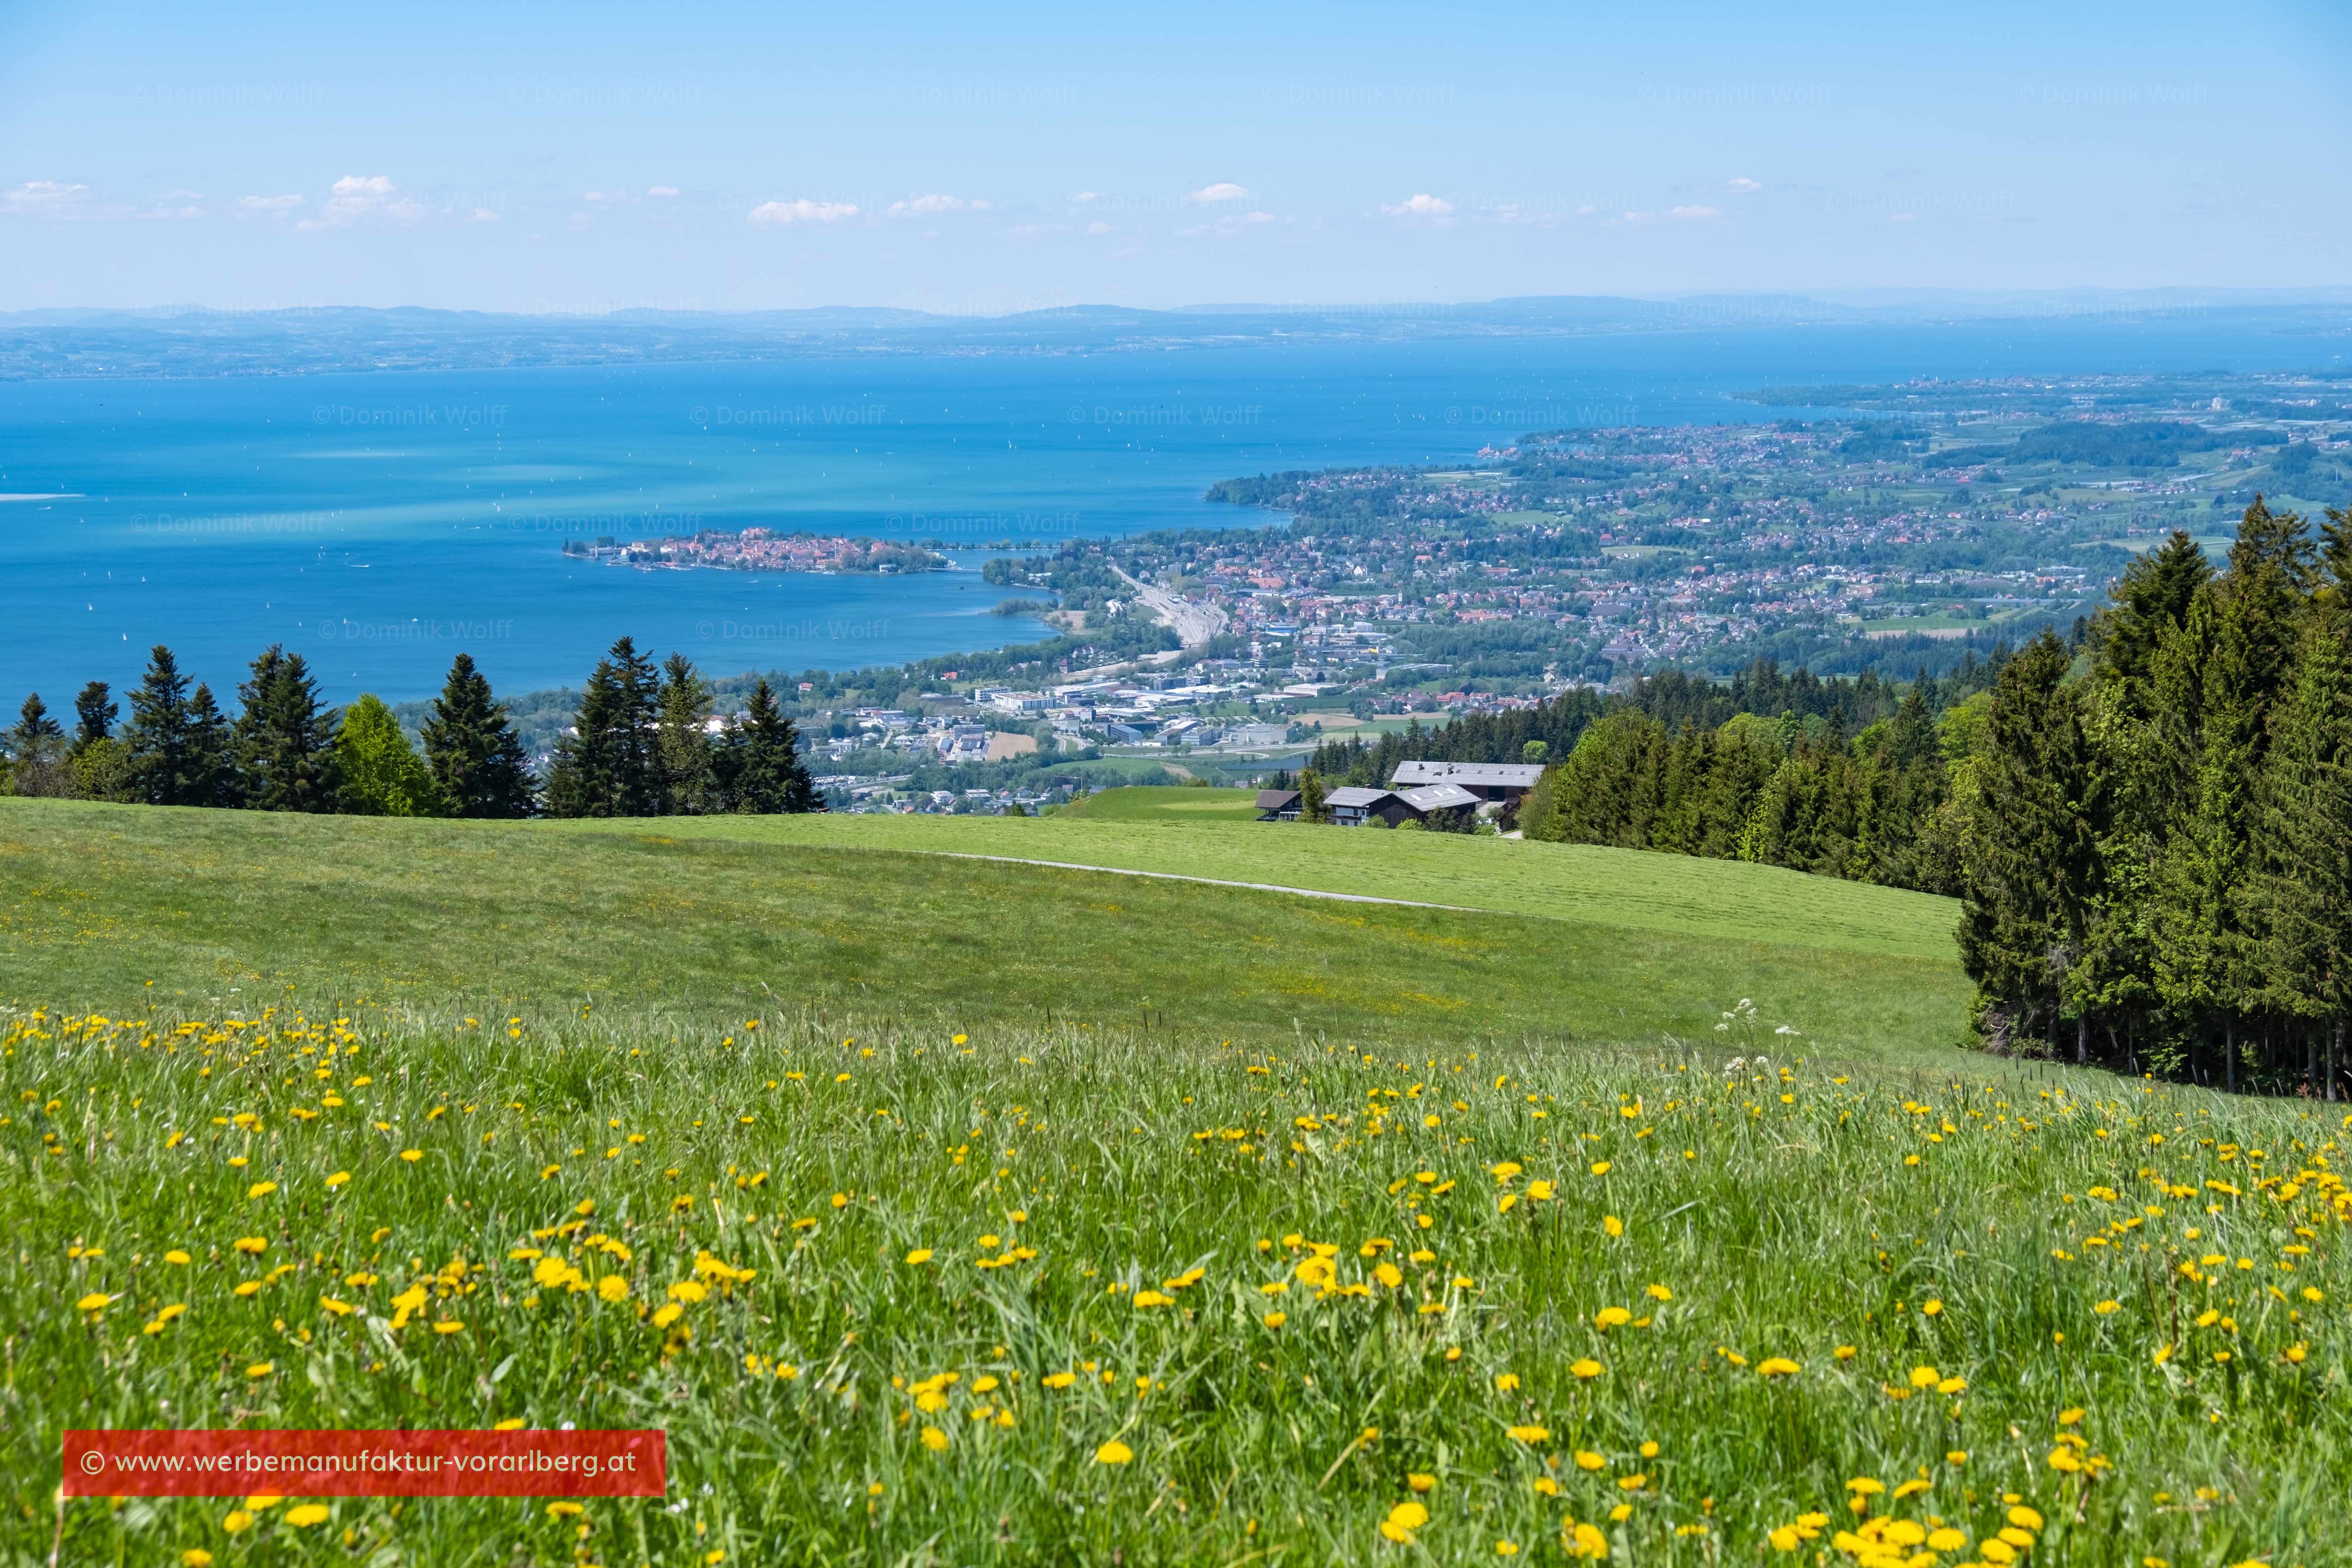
left=2, top=0, right=2346, bottom=311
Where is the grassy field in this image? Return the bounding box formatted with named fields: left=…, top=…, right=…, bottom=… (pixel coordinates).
left=589, top=797, right=1964, bottom=963
left=8, top=1002, right=2347, bottom=1565
left=1056, top=785, right=1267, bottom=823
left=0, top=799, right=1970, bottom=1062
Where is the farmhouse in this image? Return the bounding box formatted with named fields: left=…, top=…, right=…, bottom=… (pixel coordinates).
left=1387, top=760, right=1545, bottom=804
left=1306, top=782, right=1483, bottom=828
left=1325, top=786, right=1412, bottom=827
left=1255, top=788, right=1302, bottom=821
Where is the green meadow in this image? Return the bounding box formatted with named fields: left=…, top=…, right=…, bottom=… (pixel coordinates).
left=0, top=797, right=1967, bottom=1060
left=6, top=793, right=2344, bottom=1566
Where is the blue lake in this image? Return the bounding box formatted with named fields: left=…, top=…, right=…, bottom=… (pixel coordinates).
left=0, top=320, right=2338, bottom=705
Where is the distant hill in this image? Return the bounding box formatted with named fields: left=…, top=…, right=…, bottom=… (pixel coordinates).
left=8, top=290, right=2352, bottom=380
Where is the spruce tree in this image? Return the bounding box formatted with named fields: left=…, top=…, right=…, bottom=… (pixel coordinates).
left=1957, top=631, right=2103, bottom=1057
left=124, top=646, right=227, bottom=807
left=232, top=644, right=339, bottom=812
left=420, top=654, right=536, bottom=819
left=183, top=683, right=236, bottom=808
left=655, top=652, right=716, bottom=814
left=71, top=681, right=116, bottom=754
left=2154, top=499, right=2313, bottom=1086
left=2258, top=587, right=2352, bottom=1100
left=6, top=694, right=70, bottom=796
left=714, top=678, right=819, bottom=813
left=2095, top=530, right=2213, bottom=712
left=8, top=693, right=62, bottom=753
left=544, top=637, right=660, bottom=818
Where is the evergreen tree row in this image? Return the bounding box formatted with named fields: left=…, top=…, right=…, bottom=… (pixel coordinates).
left=1301, top=655, right=2006, bottom=794
left=541, top=638, right=820, bottom=817
left=1957, top=496, right=2352, bottom=1098
left=3, top=645, right=538, bottom=817
left=3, top=636, right=820, bottom=820
left=1514, top=687, right=1963, bottom=892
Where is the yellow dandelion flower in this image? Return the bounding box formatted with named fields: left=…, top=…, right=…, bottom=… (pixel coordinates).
left=283, top=1504, right=329, bottom=1528
left=1095, top=1439, right=1133, bottom=1464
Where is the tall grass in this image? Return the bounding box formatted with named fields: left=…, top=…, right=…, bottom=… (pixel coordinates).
left=7, top=998, right=2344, bottom=1565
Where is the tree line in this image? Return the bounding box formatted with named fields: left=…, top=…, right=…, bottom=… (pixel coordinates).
left=3, top=636, right=819, bottom=820
left=1955, top=497, right=2352, bottom=1097
left=1302, top=654, right=2003, bottom=814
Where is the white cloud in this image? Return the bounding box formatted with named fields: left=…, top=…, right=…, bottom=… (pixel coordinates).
left=1177, top=210, right=1275, bottom=237
left=1185, top=181, right=1250, bottom=203
left=2, top=180, right=91, bottom=213
left=748, top=198, right=858, bottom=226
left=1085, top=220, right=1112, bottom=235
left=467, top=207, right=501, bottom=222
left=886, top=193, right=989, bottom=217
left=297, top=175, right=425, bottom=230
left=1670, top=204, right=1723, bottom=220
left=648, top=186, right=679, bottom=197
left=238, top=194, right=304, bottom=214
left=1380, top=193, right=1455, bottom=220
left=584, top=190, right=617, bottom=202
left=1072, top=191, right=1100, bottom=203
left=141, top=198, right=205, bottom=221
left=1725, top=177, right=1764, bottom=194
